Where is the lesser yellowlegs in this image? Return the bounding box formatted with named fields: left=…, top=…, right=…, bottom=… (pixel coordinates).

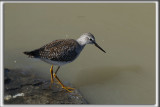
left=24, top=32, right=106, bottom=92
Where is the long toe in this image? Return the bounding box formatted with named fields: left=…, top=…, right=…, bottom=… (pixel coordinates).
left=62, top=86, right=75, bottom=92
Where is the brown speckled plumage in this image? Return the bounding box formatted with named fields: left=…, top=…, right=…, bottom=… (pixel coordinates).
left=24, top=39, right=82, bottom=62
left=24, top=33, right=106, bottom=66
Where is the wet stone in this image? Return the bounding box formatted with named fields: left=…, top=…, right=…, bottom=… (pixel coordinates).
left=4, top=68, right=88, bottom=104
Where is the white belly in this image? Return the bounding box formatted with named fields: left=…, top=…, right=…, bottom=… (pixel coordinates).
left=41, top=59, right=72, bottom=66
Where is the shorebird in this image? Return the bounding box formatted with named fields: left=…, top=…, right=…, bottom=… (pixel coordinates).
left=24, top=33, right=106, bottom=92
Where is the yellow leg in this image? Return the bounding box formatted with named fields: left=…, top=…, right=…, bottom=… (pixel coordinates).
left=54, top=66, right=75, bottom=92
left=49, top=65, right=54, bottom=88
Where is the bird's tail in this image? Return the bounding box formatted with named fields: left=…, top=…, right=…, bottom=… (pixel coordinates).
left=23, top=51, right=34, bottom=58
left=23, top=48, right=40, bottom=58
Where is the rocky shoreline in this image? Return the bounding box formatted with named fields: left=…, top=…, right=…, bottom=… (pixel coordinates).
left=4, top=68, right=87, bottom=104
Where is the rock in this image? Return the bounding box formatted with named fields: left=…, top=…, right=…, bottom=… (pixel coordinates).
left=4, top=68, right=88, bottom=104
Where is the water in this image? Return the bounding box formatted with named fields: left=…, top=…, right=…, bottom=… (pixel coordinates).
left=4, top=3, right=156, bottom=104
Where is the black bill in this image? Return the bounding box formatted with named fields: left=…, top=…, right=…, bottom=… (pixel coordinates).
left=93, top=42, right=106, bottom=53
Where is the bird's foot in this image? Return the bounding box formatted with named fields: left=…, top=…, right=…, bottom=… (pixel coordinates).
left=62, top=86, right=75, bottom=92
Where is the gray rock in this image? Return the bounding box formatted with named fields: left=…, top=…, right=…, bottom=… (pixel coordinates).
left=4, top=68, right=88, bottom=104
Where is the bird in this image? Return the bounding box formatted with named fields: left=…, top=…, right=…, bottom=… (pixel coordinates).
left=24, top=32, right=106, bottom=92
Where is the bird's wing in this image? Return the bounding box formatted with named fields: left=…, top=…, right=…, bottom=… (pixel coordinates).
left=38, top=39, right=79, bottom=61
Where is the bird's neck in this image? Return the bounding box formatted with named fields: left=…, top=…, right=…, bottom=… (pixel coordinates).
left=76, top=37, right=87, bottom=46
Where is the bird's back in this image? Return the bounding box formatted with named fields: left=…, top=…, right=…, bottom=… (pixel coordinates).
left=24, top=39, right=82, bottom=62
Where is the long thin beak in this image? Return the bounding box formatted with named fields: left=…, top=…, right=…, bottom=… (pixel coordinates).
left=93, top=42, right=106, bottom=53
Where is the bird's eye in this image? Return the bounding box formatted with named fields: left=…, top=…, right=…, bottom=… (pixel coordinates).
left=89, top=38, right=93, bottom=41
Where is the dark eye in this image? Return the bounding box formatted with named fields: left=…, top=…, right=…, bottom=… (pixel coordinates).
left=89, top=38, right=93, bottom=41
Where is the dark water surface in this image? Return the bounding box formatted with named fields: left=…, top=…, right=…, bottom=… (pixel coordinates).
left=4, top=3, right=156, bottom=104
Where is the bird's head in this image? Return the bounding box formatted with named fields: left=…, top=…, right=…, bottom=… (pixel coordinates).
left=77, top=32, right=106, bottom=53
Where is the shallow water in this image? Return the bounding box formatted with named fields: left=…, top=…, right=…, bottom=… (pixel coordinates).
left=4, top=3, right=156, bottom=104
